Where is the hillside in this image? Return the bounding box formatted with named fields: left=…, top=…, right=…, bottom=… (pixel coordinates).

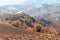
left=0, top=13, right=59, bottom=34
left=0, top=21, right=60, bottom=40
left=16, top=6, right=60, bottom=20
left=0, top=12, right=60, bottom=40
left=0, top=21, right=40, bottom=35
left=51, top=21, right=60, bottom=34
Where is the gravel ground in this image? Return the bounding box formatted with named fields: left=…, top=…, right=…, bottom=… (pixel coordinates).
left=0, top=34, right=60, bottom=40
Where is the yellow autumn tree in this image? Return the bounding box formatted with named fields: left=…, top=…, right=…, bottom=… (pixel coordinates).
left=26, top=27, right=34, bottom=31
left=12, top=20, right=21, bottom=27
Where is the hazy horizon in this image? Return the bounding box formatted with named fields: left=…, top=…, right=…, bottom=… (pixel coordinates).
left=0, top=0, right=60, bottom=6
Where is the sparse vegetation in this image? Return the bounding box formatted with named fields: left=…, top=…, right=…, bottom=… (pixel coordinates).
left=0, top=13, right=60, bottom=40
left=0, top=13, right=58, bottom=35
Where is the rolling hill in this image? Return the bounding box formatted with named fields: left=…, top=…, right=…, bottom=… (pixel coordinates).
left=0, top=21, right=40, bottom=35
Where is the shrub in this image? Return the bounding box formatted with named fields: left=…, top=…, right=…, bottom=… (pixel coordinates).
left=33, top=22, right=43, bottom=32
left=41, top=27, right=50, bottom=33
left=26, top=27, right=34, bottom=31
left=12, top=20, right=21, bottom=27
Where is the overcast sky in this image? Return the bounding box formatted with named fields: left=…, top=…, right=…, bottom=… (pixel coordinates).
left=0, top=0, right=60, bottom=6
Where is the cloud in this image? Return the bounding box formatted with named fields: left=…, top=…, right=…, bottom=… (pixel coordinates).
left=0, top=0, right=28, bottom=6
left=0, top=0, right=60, bottom=6
left=46, top=0, right=60, bottom=4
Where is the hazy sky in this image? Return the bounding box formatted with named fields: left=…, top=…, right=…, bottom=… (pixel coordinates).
left=0, top=0, right=60, bottom=6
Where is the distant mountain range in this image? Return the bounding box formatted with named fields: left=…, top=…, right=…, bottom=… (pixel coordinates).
left=0, top=8, right=13, bottom=16
left=0, top=4, right=60, bottom=21
left=1, top=3, right=60, bottom=11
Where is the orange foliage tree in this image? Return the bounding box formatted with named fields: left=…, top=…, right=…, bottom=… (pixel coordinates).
left=40, top=27, right=58, bottom=35
left=33, top=22, right=43, bottom=32
left=12, top=20, right=21, bottom=27
left=41, top=27, right=50, bottom=33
